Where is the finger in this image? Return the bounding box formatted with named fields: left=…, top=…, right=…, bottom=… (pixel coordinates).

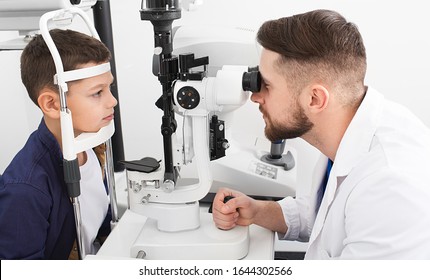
left=213, top=213, right=237, bottom=230
left=215, top=188, right=234, bottom=203
left=213, top=190, right=235, bottom=213
left=213, top=205, right=239, bottom=218
left=213, top=206, right=239, bottom=222
left=223, top=195, right=249, bottom=212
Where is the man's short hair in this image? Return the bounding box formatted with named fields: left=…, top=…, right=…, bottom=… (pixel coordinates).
left=257, top=9, right=367, bottom=106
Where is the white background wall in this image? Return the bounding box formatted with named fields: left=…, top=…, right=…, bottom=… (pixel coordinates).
left=1, top=0, right=429, bottom=173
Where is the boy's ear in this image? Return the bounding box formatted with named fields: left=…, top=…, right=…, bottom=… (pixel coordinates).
left=37, top=90, right=61, bottom=119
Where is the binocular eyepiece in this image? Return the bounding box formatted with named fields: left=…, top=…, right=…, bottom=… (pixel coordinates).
left=242, top=66, right=261, bottom=93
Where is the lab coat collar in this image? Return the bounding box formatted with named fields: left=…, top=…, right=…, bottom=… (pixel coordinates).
left=307, top=87, right=385, bottom=249
left=333, top=87, right=384, bottom=177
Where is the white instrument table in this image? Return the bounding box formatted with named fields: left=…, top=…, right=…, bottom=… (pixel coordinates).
left=89, top=172, right=275, bottom=260
left=93, top=209, right=274, bottom=260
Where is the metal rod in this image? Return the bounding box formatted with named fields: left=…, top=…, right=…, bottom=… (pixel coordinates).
left=136, top=250, right=146, bottom=259
left=105, top=139, right=119, bottom=224
left=72, top=197, right=86, bottom=259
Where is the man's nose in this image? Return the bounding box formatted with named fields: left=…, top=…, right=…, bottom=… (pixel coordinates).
left=250, top=90, right=263, bottom=104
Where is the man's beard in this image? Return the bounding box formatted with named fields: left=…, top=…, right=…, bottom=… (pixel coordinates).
left=263, top=104, right=314, bottom=142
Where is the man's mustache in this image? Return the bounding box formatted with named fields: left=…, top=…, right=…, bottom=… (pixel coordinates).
left=259, top=105, right=265, bottom=115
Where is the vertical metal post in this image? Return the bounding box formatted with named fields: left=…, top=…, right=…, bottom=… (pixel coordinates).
left=140, top=1, right=182, bottom=186
left=71, top=197, right=86, bottom=259
left=105, top=139, right=119, bottom=224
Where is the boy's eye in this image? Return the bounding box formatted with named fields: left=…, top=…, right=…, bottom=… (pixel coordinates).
left=92, top=90, right=102, bottom=97
left=91, top=84, right=112, bottom=97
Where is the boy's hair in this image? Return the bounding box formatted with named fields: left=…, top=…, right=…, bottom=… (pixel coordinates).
left=257, top=9, right=367, bottom=107
left=21, top=28, right=111, bottom=106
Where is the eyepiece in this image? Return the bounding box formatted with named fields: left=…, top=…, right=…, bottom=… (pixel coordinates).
left=242, top=70, right=261, bottom=93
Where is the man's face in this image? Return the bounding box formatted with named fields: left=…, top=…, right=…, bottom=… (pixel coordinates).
left=251, top=48, right=313, bottom=142
left=66, top=62, right=117, bottom=136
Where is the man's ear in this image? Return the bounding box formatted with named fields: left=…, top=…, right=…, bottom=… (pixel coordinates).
left=307, top=85, right=329, bottom=113
left=37, top=90, right=61, bottom=119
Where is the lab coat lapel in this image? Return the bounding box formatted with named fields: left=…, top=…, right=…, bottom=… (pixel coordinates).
left=308, top=164, right=339, bottom=245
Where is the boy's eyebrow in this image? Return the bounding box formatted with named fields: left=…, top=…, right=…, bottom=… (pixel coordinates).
left=87, top=77, right=115, bottom=91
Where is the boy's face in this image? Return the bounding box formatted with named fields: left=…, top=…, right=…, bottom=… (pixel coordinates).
left=66, top=62, right=117, bottom=136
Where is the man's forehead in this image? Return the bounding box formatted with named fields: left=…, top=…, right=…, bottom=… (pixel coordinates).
left=260, top=49, right=280, bottom=70
left=259, top=49, right=283, bottom=80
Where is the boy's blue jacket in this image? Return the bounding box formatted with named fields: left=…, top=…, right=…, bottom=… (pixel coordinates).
left=0, top=119, right=111, bottom=259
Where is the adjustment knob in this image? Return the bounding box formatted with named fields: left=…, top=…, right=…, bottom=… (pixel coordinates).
left=162, top=179, right=175, bottom=193
left=176, top=86, right=200, bottom=109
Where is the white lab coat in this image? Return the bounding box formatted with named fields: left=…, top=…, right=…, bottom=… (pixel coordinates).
left=278, top=87, right=430, bottom=259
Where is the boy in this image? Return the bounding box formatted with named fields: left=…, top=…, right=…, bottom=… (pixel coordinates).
left=0, top=28, right=117, bottom=259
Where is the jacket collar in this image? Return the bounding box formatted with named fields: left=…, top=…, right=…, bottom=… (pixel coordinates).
left=37, top=118, right=63, bottom=163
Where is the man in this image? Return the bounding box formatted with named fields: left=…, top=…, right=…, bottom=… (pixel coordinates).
left=212, top=9, right=430, bottom=259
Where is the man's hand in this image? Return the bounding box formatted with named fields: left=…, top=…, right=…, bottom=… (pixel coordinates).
left=212, top=187, right=288, bottom=234
left=212, top=187, right=258, bottom=230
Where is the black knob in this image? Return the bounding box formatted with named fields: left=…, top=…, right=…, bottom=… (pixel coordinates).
left=176, top=86, right=200, bottom=109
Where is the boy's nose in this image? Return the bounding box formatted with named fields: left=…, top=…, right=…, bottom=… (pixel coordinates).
left=109, top=92, right=118, bottom=108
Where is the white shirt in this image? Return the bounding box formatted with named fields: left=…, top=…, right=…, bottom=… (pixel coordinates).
left=79, top=148, right=110, bottom=255
left=278, top=87, right=430, bottom=259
